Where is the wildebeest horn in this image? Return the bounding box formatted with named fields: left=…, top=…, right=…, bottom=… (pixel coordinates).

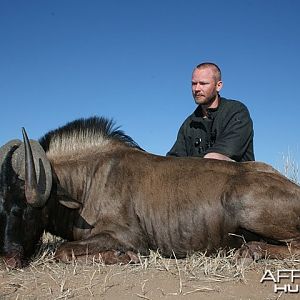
left=0, top=140, right=22, bottom=194
left=11, top=129, right=52, bottom=207
left=23, top=128, right=52, bottom=207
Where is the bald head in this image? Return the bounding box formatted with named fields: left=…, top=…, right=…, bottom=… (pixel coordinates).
left=195, top=62, right=221, bottom=83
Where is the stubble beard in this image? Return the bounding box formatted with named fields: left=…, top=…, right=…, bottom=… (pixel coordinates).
left=193, top=93, right=217, bottom=107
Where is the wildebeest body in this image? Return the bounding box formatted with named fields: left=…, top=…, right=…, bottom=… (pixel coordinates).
left=45, top=142, right=300, bottom=258
left=1, top=116, right=300, bottom=267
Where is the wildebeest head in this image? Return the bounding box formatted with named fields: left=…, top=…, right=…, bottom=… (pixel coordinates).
left=0, top=130, right=52, bottom=268
left=0, top=117, right=140, bottom=268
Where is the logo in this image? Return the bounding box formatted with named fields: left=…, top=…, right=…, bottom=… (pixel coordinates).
left=260, top=269, right=300, bottom=293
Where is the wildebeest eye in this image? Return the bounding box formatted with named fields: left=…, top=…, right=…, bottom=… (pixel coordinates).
left=11, top=207, right=23, bottom=218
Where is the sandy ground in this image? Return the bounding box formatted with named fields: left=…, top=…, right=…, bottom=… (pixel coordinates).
left=1, top=252, right=300, bottom=300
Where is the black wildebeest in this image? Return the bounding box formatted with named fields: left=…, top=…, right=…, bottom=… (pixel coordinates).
left=1, top=116, right=300, bottom=268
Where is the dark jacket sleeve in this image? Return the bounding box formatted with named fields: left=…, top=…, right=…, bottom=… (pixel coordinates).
left=166, top=120, right=189, bottom=157
left=205, top=103, right=253, bottom=161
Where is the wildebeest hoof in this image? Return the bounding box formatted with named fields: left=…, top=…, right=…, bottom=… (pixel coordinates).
left=98, top=250, right=139, bottom=265
left=125, top=250, right=140, bottom=264
left=235, top=241, right=267, bottom=262
left=3, top=254, right=23, bottom=269
left=54, top=247, right=74, bottom=263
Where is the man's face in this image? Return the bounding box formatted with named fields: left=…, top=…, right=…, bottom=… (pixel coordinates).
left=191, top=67, right=222, bottom=107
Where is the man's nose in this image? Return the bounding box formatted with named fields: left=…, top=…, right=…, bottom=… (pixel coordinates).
left=194, top=83, right=201, bottom=90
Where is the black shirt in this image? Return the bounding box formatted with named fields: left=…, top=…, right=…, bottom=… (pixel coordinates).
left=167, top=97, right=254, bottom=162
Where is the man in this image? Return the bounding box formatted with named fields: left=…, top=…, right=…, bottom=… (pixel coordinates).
left=167, top=62, right=254, bottom=162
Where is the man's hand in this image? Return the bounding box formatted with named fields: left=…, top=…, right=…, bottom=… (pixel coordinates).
left=204, top=152, right=235, bottom=161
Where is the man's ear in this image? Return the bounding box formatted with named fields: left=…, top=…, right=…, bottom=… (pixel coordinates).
left=216, top=80, right=223, bottom=92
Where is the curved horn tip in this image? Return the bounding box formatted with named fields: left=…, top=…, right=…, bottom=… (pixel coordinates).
left=21, top=127, right=29, bottom=141
left=21, top=129, right=53, bottom=207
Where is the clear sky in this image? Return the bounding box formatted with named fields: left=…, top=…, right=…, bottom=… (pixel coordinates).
left=1, top=0, right=299, bottom=170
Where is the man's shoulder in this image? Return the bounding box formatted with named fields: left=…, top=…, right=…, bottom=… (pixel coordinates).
left=220, top=97, right=246, bottom=107
left=220, top=97, right=249, bottom=112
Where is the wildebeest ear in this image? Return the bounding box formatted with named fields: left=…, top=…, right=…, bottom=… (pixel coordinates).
left=59, top=198, right=82, bottom=209
left=56, top=185, right=82, bottom=209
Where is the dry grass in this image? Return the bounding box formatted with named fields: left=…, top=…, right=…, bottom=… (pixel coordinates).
left=280, top=150, right=299, bottom=183
left=1, top=235, right=300, bottom=299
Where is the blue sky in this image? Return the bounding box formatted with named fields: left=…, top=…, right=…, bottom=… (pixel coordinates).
left=1, top=0, right=299, bottom=170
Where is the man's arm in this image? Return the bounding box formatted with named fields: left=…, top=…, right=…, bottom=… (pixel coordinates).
left=166, top=122, right=189, bottom=157
left=204, top=103, right=254, bottom=161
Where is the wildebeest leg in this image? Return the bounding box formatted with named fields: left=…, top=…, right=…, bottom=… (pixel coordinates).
left=56, top=248, right=139, bottom=265
left=54, top=233, right=140, bottom=264
left=236, top=240, right=300, bottom=260
left=231, top=175, right=300, bottom=261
